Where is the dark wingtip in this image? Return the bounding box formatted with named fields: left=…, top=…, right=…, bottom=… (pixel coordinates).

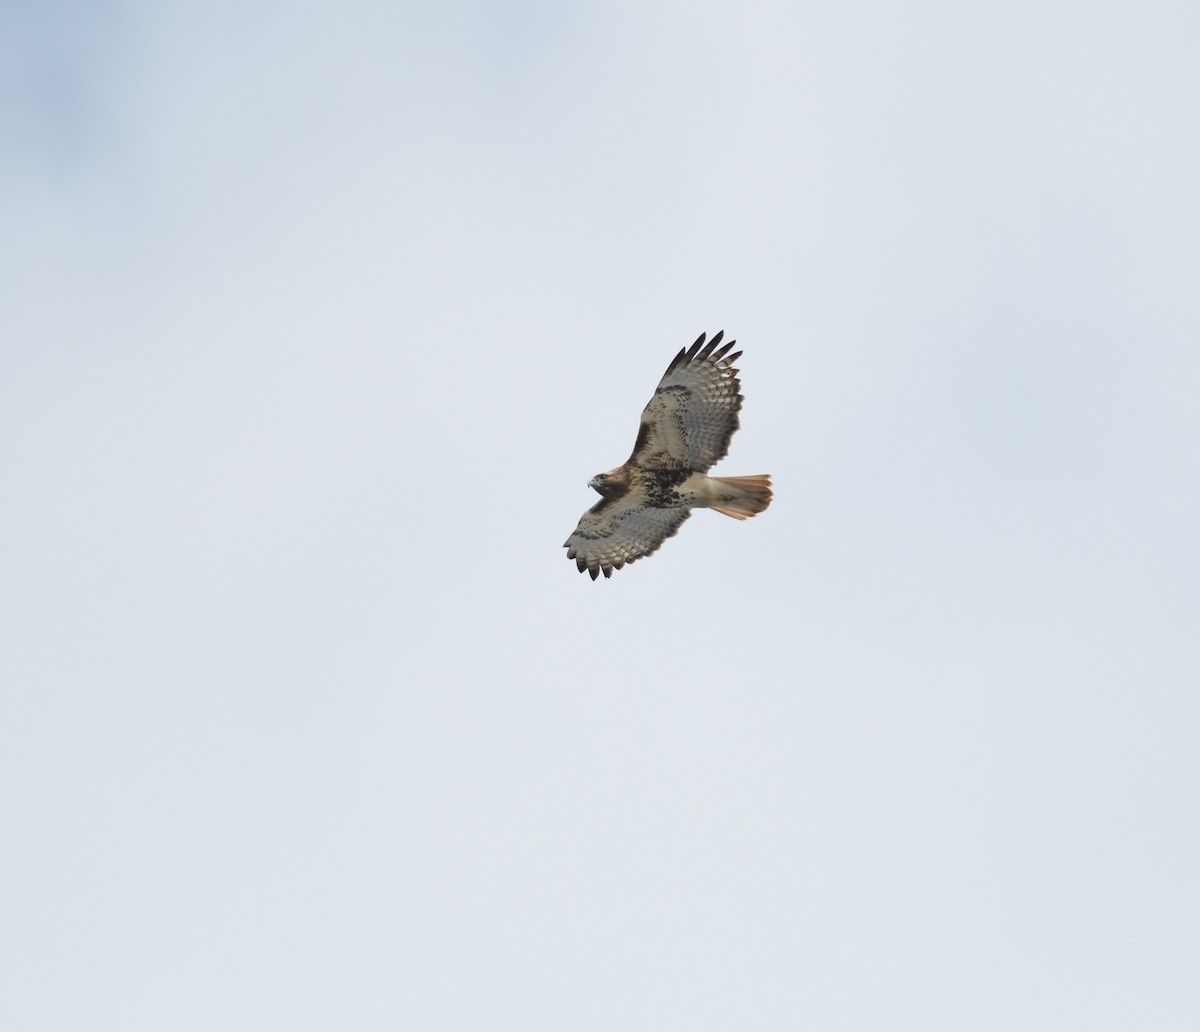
left=697, top=329, right=734, bottom=363
left=590, top=566, right=601, bottom=581
left=664, top=345, right=689, bottom=376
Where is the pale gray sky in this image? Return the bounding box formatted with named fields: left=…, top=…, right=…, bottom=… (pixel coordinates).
left=3, top=2, right=1198, bottom=1029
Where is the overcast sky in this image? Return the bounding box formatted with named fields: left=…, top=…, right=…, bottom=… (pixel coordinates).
left=3, top=2, right=1198, bottom=1029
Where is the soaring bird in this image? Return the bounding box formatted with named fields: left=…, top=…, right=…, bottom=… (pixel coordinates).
left=564, top=331, right=772, bottom=579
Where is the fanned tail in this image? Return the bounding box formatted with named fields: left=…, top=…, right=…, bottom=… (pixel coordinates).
left=709, top=475, right=773, bottom=520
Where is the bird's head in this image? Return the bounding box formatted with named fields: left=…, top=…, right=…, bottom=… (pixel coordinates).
left=588, top=470, right=625, bottom=499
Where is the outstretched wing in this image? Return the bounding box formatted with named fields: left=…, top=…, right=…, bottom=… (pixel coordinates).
left=628, top=330, right=744, bottom=472
left=563, top=491, right=693, bottom=580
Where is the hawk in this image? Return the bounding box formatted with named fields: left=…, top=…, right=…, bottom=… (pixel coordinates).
left=564, top=331, right=772, bottom=579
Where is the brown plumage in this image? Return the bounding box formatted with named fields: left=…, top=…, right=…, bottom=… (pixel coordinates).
left=563, top=331, right=773, bottom=579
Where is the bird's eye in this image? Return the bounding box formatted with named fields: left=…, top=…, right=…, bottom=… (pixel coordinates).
left=597, top=474, right=607, bottom=480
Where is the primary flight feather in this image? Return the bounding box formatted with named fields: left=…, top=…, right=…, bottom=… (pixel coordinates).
left=563, top=331, right=772, bottom=580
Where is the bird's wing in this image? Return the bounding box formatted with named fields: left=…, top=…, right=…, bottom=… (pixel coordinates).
left=563, top=489, right=693, bottom=580
left=628, top=330, right=744, bottom=472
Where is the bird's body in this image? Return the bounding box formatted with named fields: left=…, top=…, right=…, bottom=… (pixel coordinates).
left=564, top=331, right=772, bottom=579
